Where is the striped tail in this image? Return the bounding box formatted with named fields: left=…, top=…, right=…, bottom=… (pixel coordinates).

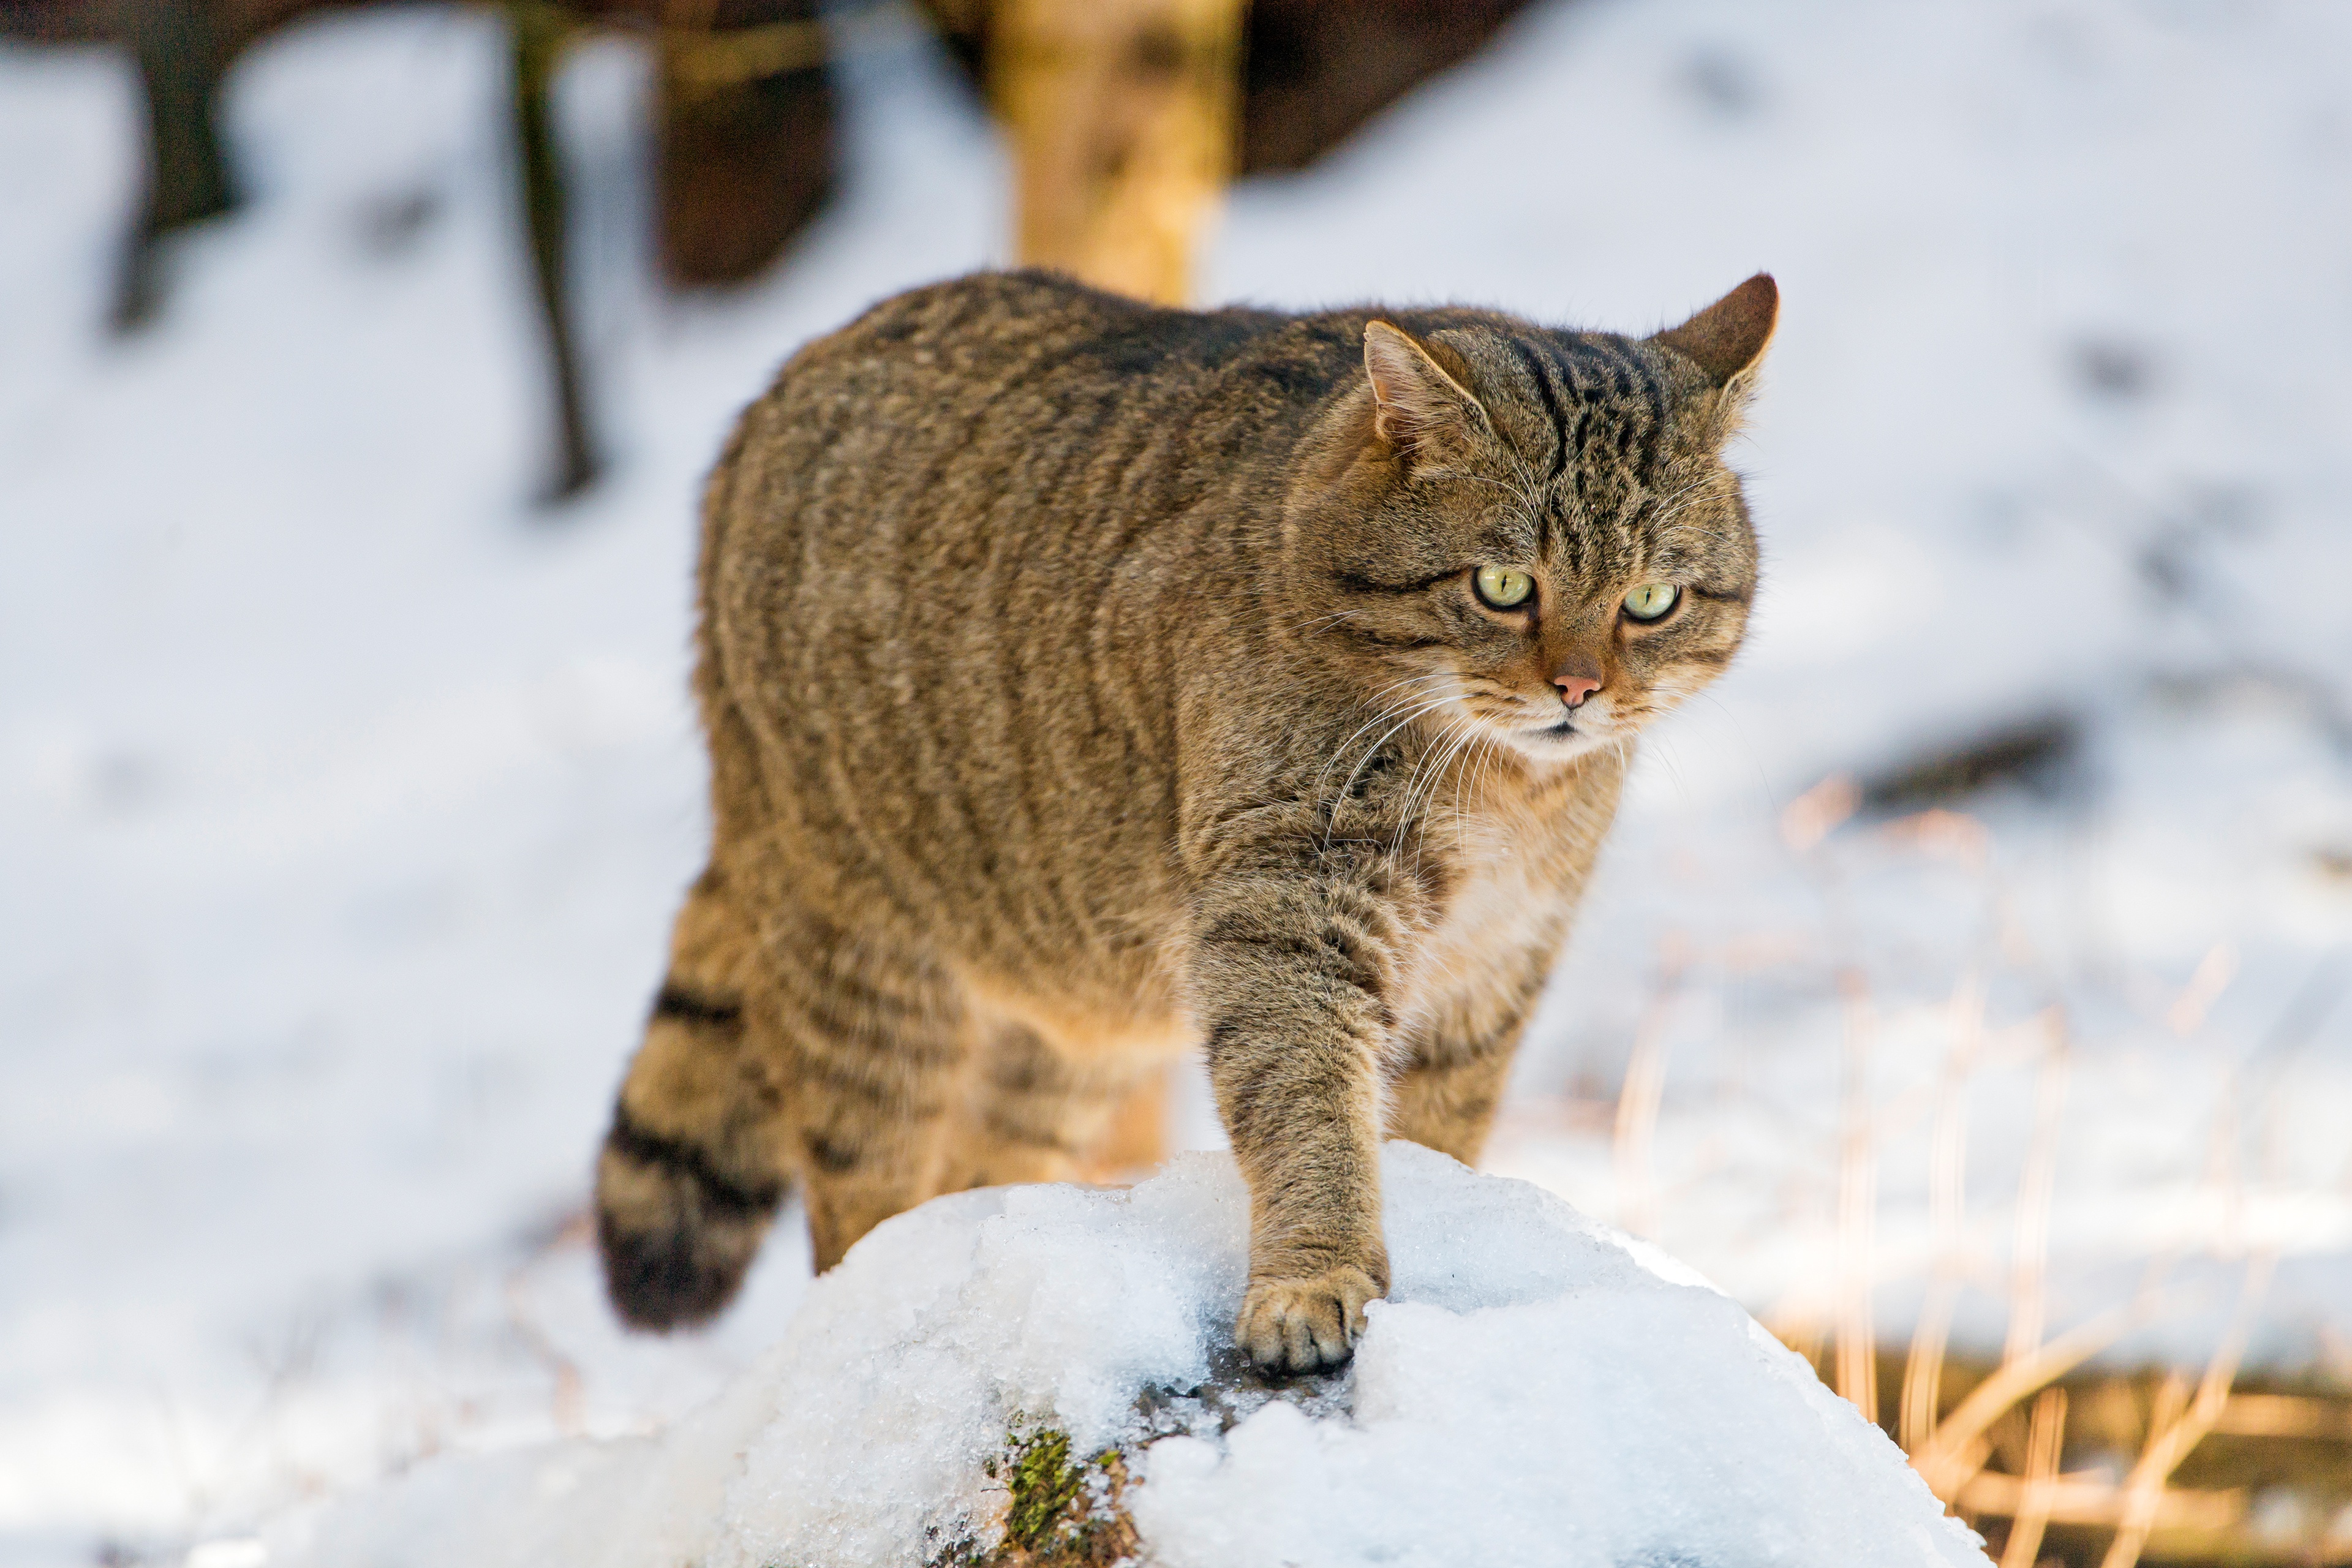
left=595, top=872, right=790, bottom=1330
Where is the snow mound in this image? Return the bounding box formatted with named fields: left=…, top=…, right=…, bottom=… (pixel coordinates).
left=272, top=1145, right=1987, bottom=1567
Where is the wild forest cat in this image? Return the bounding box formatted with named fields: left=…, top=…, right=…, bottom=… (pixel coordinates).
left=594, top=268, right=1776, bottom=1372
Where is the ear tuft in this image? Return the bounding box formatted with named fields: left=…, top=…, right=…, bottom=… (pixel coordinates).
left=1651, top=273, right=1778, bottom=388
left=1363, top=320, right=1485, bottom=458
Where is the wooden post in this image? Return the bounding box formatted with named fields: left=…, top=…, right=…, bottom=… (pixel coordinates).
left=654, top=0, right=838, bottom=288
left=507, top=1, right=600, bottom=503
left=113, top=0, right=238, bottom=331
left=992, top=0, right=1243, bottom=306
left=993, top=0, right=1242, bottom=1172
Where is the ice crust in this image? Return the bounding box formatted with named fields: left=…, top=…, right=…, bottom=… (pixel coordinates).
left=276, top=1145, right=1988, bottom=1567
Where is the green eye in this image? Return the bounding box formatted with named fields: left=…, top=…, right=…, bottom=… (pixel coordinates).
left=1473, top=565, right=1535, bottom=609
left=1623, top=582, right=1679, bottom=622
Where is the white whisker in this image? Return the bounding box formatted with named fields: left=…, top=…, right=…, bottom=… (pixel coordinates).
left=1320, top=688, right=1463, bottom=849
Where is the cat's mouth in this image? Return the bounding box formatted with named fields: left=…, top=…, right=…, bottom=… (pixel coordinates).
left=1507, top=714, right=1612, bottom=758
left=1460, top=696, right=1623, bottom=760
left=1535, top=709, right=1616, bottom=740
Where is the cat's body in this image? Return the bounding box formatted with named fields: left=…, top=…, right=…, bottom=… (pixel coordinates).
left=596, top=269, right=1774, bottom=1370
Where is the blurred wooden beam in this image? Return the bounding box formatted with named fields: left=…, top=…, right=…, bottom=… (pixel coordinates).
left=992, top=0, right=1242, bottom=304
left=914, top=0, right=1540, bottom=187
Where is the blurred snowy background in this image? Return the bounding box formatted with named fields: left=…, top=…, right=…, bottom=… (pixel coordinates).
left=3, top=0, right=2349, bottom=1561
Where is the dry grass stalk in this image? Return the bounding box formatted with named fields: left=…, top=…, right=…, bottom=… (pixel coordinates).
left=2167, top=941, right=2238, bottom=1037
left=1999, top=1387, right=2068, bottom=1568
left=503, top=1267, right=586, bottom=1438
left=1871, top=807, right=1994, bottom=869
left=1648, top=775, right=2331, bottom=1566
left=1611, top=937, right=1688, bottom=1239
left=1913, top=1300, right=2147, bottom=1498
left=1779, top=772, right=1859, bottom=853
left=2099, top=1254, right=2277, bottom=1568
left=1917, top=1357, right=2352, bottom=1563
left=2105, top=1373, right=2192, bottom=1564
left=2209, top=1393, right=2352, bottom=1439
left=1958, top=1468, right=2243, bottom=1532
left=1901, top=973, right=1985, bottom=1455
left=1834, top=965, right=1879, bottom=1422
left=2004, top=1009, right=2071, bottom=1371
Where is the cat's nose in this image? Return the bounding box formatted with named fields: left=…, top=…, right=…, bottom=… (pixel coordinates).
left=1555, top=671, right=1602, bottom=707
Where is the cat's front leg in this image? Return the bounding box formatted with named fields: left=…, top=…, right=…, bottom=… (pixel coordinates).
left=1189, top=868, right=1408, bottom=1372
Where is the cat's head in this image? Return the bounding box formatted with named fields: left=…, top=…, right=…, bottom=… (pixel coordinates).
left=1289, top=276, right=1776, bottom=764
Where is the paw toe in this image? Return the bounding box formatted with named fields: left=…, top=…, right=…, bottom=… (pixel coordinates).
left=1237, top=1265, right=1382, bottom=1373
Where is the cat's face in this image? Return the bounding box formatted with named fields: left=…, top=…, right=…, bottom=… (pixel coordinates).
left=1293, top=282, right=1774, bottom=766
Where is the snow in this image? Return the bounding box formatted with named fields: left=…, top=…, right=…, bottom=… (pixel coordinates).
left=2, top=0, right=2350, bottom=1559
left=270, top=1146, right=1989, bottom=1567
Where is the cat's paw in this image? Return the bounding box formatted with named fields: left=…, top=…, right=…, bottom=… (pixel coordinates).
left=1236, top=1265, right=1383, bottom=1373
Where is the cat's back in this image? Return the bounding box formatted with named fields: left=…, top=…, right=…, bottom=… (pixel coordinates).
left=698, top=272, right=1349, bottom=981
left=734, top=269, right=1311, bottom=501
left=708, top=271, right=1334, bottom=635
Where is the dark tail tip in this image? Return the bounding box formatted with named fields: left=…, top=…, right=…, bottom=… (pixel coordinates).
left=594, top=1110, right=783, bottom=1332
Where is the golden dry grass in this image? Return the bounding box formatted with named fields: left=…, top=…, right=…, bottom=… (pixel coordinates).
left=1670, top=793, right=2352, bottom=1565
left=1774, top=1335, right=2352, bottom=1566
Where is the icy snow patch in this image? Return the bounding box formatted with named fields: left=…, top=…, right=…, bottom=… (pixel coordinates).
left=271, top=1144, right=1984, bottom=1567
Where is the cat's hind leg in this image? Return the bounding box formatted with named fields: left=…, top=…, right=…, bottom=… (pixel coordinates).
left=942, top=1017, right=1147, bottom=1192
left=767, top=907, right=978, bottom=1271
left=595, top=862, right=793, bottom=1329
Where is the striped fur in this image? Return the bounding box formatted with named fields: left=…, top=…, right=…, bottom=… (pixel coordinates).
left=594, top=269, right=1774, bottom=1365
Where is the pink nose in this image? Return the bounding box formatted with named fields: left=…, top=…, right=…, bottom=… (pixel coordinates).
left=1555, top=674, right=1601, bottom=707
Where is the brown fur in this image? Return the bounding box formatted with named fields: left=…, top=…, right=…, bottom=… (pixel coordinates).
left=595, top=268, right=1776, bottom=1369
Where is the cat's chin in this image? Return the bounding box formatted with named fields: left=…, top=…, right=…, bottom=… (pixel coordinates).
left=1501, top=718, right=1621, bottom=764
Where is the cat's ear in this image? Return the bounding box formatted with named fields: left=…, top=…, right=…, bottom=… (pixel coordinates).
left=1650, top=273, right=1778, bottom=398
left=1363, top=320, right=1488, bottom=462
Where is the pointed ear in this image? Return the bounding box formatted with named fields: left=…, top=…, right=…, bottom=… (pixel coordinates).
left=1650, top=273, right=1778, bottom=390
left=1363, top=320, right=1488, bottom=461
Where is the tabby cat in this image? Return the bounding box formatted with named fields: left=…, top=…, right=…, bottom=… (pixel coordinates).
left=595, top=268, right=1775, bottom=1371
